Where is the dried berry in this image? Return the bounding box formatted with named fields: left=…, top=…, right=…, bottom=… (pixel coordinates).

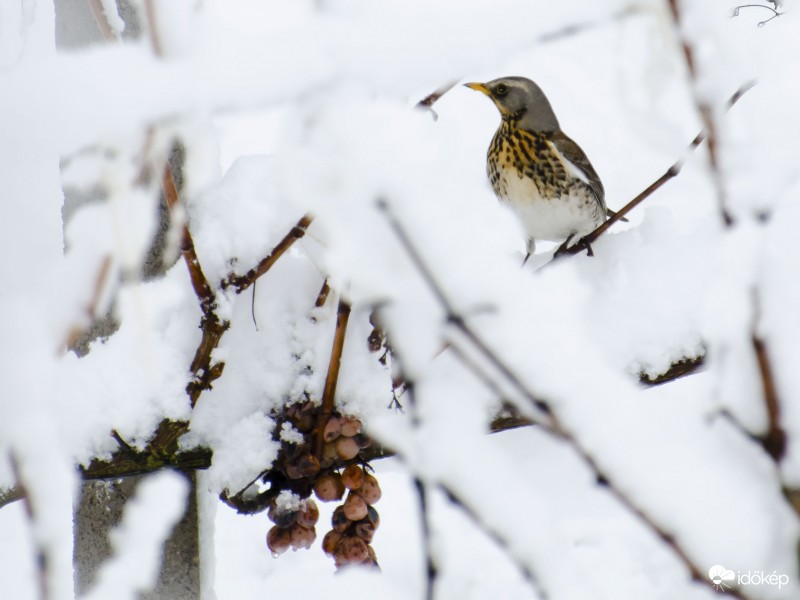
left=295, top=453, right=321, bottom=478
left=335, top=536, right=369, bottom=565
left=343, top=492, right=368, bottom=521
left=340, top=417, right=362, bottom=437
left=335, top=436, right=359, bottom=460
left=341, top=464, right=364, bottom=490
left=352, top=433, right=371, bottom=449
left=289, top=523, right=316, bottom=550
left=356, top=473, right=381, bottom=504
left=321, top=530, right=343, bottom=556
left=314, top=473, right=345, bottom=502
left=266, top=525, right=292, bottom=556
left=365, top=505, right=380, bottom=527
left=331, top=505, right=351, bottom=532
left=296, top=500, right=320, bottom=528
left=354, top=520, right=375, bottom=543
left=323, top=417, right=342, bottom=442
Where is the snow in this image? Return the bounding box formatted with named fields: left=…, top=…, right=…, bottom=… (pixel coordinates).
left=1, top=0, right=799, bottom=599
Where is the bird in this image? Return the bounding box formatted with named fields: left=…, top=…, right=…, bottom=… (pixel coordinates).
left=465, top=76, right=610, bottom=262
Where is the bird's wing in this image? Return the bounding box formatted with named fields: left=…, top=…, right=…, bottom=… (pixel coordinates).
left=548, top=131, right=606, bottom=212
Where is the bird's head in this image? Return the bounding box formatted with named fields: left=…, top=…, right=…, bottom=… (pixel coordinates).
left=465, top=76, right=560, bottom=132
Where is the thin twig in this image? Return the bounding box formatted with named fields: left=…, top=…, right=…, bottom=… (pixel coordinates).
left=162, top=165, right=217, bottom=317
left=381, top=201, right=752, bottom=600
left=64, top=254, right=114, bottom=350
left=751, top=293, right=785, bottom=462
left=416, top=81, right=459, bottom=120
left=414, top=477, right=437, bottom=600
left=222, top=214, right=314, bottom=293
left=732, top=4, right=783, bottom=26
left=10, top=454, right=49, bottom=600
left=553, top=82, right=755, bottom=259
left=314, top=299, right=352, bottom=458
left=314, top=278, right=331, bottom=308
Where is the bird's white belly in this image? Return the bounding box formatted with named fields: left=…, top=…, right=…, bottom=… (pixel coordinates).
left=497, top=171, right=601, bottom=242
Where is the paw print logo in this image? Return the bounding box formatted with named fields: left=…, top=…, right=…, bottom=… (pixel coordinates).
left=708, top=565, right=736, bottom=590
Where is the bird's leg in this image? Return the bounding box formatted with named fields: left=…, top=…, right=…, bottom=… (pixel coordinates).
left=521, top=237, right=535, bottom=266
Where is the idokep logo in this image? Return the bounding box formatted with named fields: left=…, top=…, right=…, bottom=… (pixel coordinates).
left=708, top=565, right=735, bottom=590
left=708, top=564, right=790, bottom=592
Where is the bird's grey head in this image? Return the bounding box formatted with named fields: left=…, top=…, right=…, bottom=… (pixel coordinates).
left=465, top=76, right=560, bottom=132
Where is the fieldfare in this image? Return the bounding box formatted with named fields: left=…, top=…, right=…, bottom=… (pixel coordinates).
left=466, top=76, right=608, bottom=262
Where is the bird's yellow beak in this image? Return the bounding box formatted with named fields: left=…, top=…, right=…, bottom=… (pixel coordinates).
left=464, top=82, right=491, bottom=96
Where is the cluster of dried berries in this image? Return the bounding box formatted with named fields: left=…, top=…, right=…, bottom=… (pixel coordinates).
left=260, top=402, right=381, bottom=567
left=266, top=495, right=320, bottom=556
left=316, top=464, right=381, bottom=569
left=281, top=403, right=371, bottom=478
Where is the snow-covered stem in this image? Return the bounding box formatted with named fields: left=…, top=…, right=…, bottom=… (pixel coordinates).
left=385, top=201, right=754, bottom=600
left=222, top=214, right=314, bottom=293
left=377, top=199, right=555, bottom=426
left=438, top=484, right=547, bottom=598
left=63, top=255, right=113, bottom=351
left=162, top=165, right=217, bottom=318
left=667, top=0, right=733, bottom=226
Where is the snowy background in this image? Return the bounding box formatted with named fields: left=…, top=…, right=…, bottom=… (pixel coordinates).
left=1, top=1, right=799, bottom=599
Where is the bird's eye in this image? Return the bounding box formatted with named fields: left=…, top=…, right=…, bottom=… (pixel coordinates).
left=494, top=84, right=509, bottom=96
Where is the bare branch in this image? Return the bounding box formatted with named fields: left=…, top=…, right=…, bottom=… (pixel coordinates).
left=222, top=214, right=314, bottom=293
left=86, top=0, right=119, bottom=42
left=554, top=82, right=755, bottom=259
left=162, top=165, right=217, bottom=318
left=668, top=0, right=736, bottom=226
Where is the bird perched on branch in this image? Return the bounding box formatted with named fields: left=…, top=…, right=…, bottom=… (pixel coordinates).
left=466, top=76, right=609, bottom=262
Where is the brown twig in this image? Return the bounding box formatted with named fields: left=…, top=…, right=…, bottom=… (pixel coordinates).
left=223, top=214, right=314, bottom=293
left=314, top=278, right=331, bottom=308
left=162, top=165, right=217, bottom=317
left=10, top=454, right=49, bottom=600
left=554, top=82, right=755, bottom=259
left=751, top=296, right=786, bottom=461
left=380, top=199, right=752, bottom=599
left=314, top=299, right=352, bottom=457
